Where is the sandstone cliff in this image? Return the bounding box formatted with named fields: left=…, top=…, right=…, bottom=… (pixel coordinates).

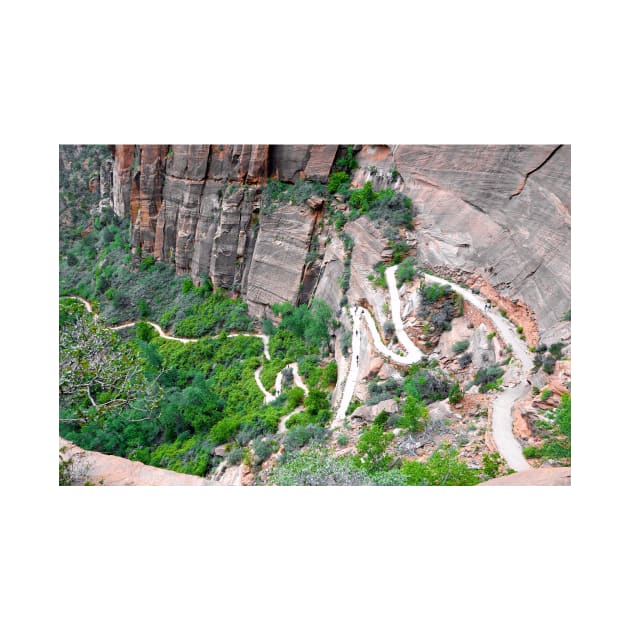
left=106, top=144, right=570, bottom=339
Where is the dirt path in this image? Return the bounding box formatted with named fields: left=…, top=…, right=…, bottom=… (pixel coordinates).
left=422, top=272, right=532, bottom=471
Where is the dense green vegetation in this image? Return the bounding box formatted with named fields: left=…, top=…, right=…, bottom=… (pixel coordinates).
left=174, top=289, right=252, bottom=337
left=522, top=393, right=571, bottom=462
left=60, top=303, right=273, bottom=475
left=267, top=447, right=405, bottom=486
left=400, top=445, right=499, bottom=486
left=261, top=179, right=327, bottom=214
left=395, top=257, right=416, bottom=286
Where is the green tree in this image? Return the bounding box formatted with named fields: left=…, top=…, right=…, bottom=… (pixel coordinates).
left=398, top=395, right=428, bottom=433
left=59, top=304, right=161, bottom=421
left=355, top=424, right=393, bottom=472
left=401, top=445, right=480, bottom=486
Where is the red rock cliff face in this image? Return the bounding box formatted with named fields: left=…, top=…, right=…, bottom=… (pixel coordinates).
left=112, top=144, right=570, bottom=338
left=353, top=144, right=571, bottom=338
left=113, top=144, right=338, bottom=314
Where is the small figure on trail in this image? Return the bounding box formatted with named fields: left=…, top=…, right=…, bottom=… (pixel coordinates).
left=355, top=329, right=358, bottom=336
left=356, top=355, right=359, bottom=365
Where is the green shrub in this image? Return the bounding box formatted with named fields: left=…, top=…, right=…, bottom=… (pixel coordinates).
left=355, top=424, right=393, bottom=472
left=322, top=360, right=338, bottom=386
left=334, top=146, right=358, bottom=174
left=397, top=396, right=428, bottom=433
left=448, top=382, right=464, bottom=404
left=227, top=447, right=243, bottom=465
left=252, top=437, right=275, bottom=465
left=283, top=424, right=328, bottom=452
left=336, top=433, right=349, bottom=447
left=542, top=355, right=556, bottom=374
left=328, top=171, right=350, bottom=194
left=181, top=277, right=194, bottom=294
left=473, top=365, right=504, bottom=393
left=135, top=320, right=156, bottom=342
left=452, top=340, right=470, bottom=354
left=175, top=290, right=252, bottom=337
left=395, top=257, right=416, bottom=286
left=401, top=445, right=480, bottom=486
left=481, top=452, right=502, bottom=479
left=487, top=331, right=496, bottom=340
left=286, top=386, right=305, bottom=410
left=140, top=255, right=156, bottom=271
left=540, top=389, right=552, bottom=402
left=138, top=299, right=150, bottom=318
left=403, top=366, right=452, bottom=403
left=422, top=282, right=450, bottom=304
left=269, top=448, right=378, bottom=485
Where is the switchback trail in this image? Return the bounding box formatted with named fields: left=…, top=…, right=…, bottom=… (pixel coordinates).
left=422, top=272, right=532, bottom=471
left=61, top=296, right=306, bottom=429
left=333, top=266, right=426, bottom=427
left=332, top=267, right=532, bottom=471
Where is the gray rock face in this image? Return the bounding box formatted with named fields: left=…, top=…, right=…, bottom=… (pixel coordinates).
left=390, top=144, right=571, bottom=336
left=350, top=399, right=399, bottom=421
left=245, top=203, right=318, bottom=317
left=469, top=323, right=496, bottom=368
left=109, top=144, right=570, bottom=340
left=314, top=233, right=345, bottom=316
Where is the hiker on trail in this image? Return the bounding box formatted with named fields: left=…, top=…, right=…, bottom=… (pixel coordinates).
left=355, top=329, right=358, bottom=336
left=356, top=355, right=359, bottom=365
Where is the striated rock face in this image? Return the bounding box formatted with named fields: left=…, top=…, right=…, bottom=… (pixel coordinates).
left=246, top=203, right=318, bottom=317
left=113, top=144, right=340, bottom=315
left=109, top=144, right=570, bottom=337
left=389, top=144, right=570, bottom=336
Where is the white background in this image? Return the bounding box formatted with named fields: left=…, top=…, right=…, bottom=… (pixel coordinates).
left=1, top=1, right=628, bottom=628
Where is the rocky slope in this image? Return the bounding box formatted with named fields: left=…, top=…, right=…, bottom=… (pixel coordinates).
left=102, top=144, right=570, bottom=340
left=59, top=438, right=216, bottom=486
left=479, top=466, right=571, bottom=486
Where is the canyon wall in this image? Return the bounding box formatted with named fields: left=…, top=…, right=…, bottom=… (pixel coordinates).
left=106, top=144, right=570, bottom=338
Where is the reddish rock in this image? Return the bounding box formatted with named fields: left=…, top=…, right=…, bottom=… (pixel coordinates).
left=304, top=145, right=339, bottom=182
left=368, top=356, right=384, bottom=378
left=59, top=438, right=214, bottom=486
left=479, top=467, right=571, bottom=486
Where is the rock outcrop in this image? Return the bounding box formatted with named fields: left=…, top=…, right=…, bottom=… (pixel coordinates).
left=107, top=144, right=570, bottom=338
left=246, top=203, right=319, bottom=318
left=59, top=438, right=216, bottom=486
left=479, top=466, right=571, bottom=486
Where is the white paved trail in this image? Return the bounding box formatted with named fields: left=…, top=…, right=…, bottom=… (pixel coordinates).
left=333, top=307, right=364, bottom=428
left=61, top=296, right=310, bottom=485
left=422, top=273, right=532, bottom=471
left=384, top=266, right=424, bottom=363
left=64, top=265, right=534, bottom=471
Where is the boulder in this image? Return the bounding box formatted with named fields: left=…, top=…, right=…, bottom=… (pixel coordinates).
left=350, top=399, right=399, bottom=421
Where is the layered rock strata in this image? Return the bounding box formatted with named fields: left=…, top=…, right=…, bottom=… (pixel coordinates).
left=108, top=144, right=570, bottom=338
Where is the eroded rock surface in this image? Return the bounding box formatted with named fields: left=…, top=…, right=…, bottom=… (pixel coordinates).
left=109, top=144, right=570, bottom=340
